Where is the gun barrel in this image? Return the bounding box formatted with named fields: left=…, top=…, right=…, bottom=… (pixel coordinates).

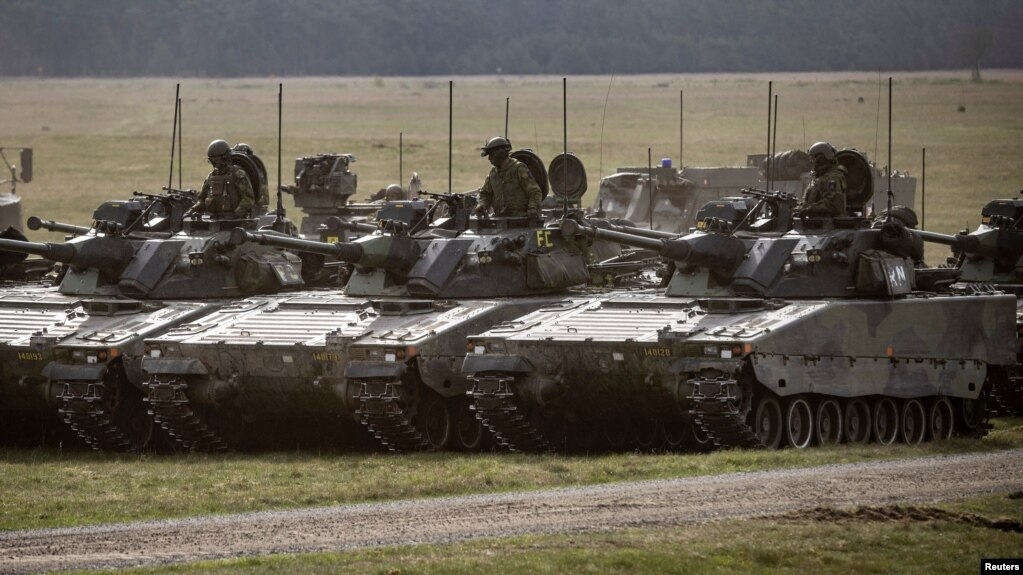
left=331, top=217, right=379, bottom=235
left=26, top=216, right=92, bottom=236
left=593, top=220, right=680, bottom=240
left=562, top=219, right=693, bottom=261
left=0, top=237, right=75, bottom=262
left=914, top=230, right=983, bottom=254
left=231, top=228, right=365, bottom=262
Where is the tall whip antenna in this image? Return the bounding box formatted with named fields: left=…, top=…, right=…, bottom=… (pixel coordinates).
left=399, top=132, right=403, bottom=192
left=765, top=81, right=772, bottom=193
left=921, top=147, right=926, bottom=229
left=647, top=148, right=654, bottom=230
left=448, top=80, right=453, bottom=195
left=274, top=83, right=285, bottom=229
left=886, top=77, right=893, bottom=220
left=874, top=68, right=882, bottom=165
left=504, top=97, right=510, bottom=140
left=771, top=94, right=778, bottom=192
left=562, top=77, right=568, bottom=220
left=167, top=83, right=179, bottom=191
left=177, top=97, right=182, bottom=190
left=598, top=73, right=614, bottom=178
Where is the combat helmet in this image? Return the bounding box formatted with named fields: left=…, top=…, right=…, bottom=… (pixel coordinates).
left=207, top=139, right=231, bottom=162
left=808, top=141, right=837, bottom=162
left=480, top=136, right=511, bottom=157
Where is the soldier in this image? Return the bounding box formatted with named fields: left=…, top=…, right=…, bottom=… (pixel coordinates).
left=192, top=139, right=255, bottom=219
left=794, top=141, right=847, bottom=218
left=475, top=137, right=542, bottom=219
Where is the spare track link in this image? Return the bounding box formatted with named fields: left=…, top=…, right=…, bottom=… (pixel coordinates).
left=354, top=378, right=431, bottom=453
left=468, top=374, right=551, bottom=453
left=57, top=380, right=133, bottom=452
left=686, top=374, right=765, bottom=450
left=143, top=376, right=227, bottom=452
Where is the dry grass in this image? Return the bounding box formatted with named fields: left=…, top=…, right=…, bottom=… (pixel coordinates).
left=2, top=71, right=1022, bottom=252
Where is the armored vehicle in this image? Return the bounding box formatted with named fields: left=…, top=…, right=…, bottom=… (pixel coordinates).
left=464, top=153, right=1015, bottom=453
left=592, top=151, right=916, bottom=234
left=0, top=150, right=347, bottom=450
left=912, top=193, right=1023, bottom=415
left=140, top=152, right=653, bottom=452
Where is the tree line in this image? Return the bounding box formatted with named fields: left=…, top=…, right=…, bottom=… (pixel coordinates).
left=0, top=0, right=1018, bottom=77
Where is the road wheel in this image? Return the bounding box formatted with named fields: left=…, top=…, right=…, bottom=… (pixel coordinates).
left=843, top=399, right=872, bottom=444
left=451, top=398, right=485, bottom=452
left=814, top=398, right=843, bottom=446
left=417, top=395, right=451, bottom=450
left=784, top=397, right=814, bottom=449
left=928, top=397, right=955, bottom=441
left=872, top=397, right=900, bottom=445
left=753, top=395, right=783, bottom=449
left=900, top=399, right=927, bottom=445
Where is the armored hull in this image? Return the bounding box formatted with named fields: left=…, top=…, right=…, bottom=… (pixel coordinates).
left=463, top=168, right=1016, bottom=453
left=141, top=292, right=576, bottom=452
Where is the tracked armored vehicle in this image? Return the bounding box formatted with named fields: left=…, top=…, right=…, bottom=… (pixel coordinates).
left=464, top=153, right=1015, bottom=453
left=0, top=147, right=348, bottom=450
left=140, top=152, right=654, bottom=452
left=592, top=151, right=916, bottom=234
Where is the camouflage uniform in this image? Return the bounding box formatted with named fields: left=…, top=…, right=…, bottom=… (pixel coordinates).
left=195, top=165, right=255, bottom=218
left=477, top=157, right=542, bottom=217
left=797, top=163, right=847, bottom=217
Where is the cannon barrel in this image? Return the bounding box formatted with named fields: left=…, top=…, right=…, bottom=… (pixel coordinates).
left=562, top=219, right=747, bottom=272
left=26, top=216, right=92, bottom=236
left=0, top=235, right=135, bottom=271
left=326, top=216, right=379, bottom=235
left=589, top=219, right=680, bottom=240
left=913, top=230, right=985, bottom=255
left=0, top=237, right=76, bottom=262
left=231, top=228, right=365, bottom=262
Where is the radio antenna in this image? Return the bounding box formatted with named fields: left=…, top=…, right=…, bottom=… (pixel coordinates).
left=562, top=77, right=568, bottom=220
left=647, top=148, right=654, bottom=231
left=399, top=131, right=403, bottom=192
left=274, top=83, right=285, bottom=229
left=448, top=80, right=453, bottom=195
left=598, top=73, right=614, bottom=178
left=167, top=83, right=179, bottom=191
left=177, top=97, right=182, bottom=190
left=886, top=77, right=893, bottom=221
left=504, top=97, right=510, bottom=140
left=921, top=147, right=926, bottom=229
left=771, top=94, right=778, bottom=192
left=874, top=68, right=882, bottom=165
left=765, top=81, right=772, bottom=192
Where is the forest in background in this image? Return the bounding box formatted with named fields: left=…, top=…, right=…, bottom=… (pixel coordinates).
left=0, top=0, right=1019, bottom=77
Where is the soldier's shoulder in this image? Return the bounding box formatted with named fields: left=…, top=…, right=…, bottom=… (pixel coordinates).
left=232, top=167, right=250, bottom=178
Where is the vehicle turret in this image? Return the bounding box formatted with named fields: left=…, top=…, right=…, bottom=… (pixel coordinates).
left=562, top=212, right=926, bottom=299
left=232, top=199, right=609, bottom=298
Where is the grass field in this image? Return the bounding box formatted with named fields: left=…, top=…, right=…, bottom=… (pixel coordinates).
left=2, top=418, right=1020, bottom=533
left=2, top=71, right=1022, bottom=254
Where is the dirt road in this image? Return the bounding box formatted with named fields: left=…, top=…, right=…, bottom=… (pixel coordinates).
left=2, top=449, right=1021, bottom=574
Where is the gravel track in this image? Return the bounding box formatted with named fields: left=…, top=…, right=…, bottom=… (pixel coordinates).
left=2, top=449, right=1022, bottom=574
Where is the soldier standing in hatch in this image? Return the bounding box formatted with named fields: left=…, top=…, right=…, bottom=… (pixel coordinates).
left=794, top=141, right=847, bottom=218
left=192, top=139, right=255, bottom=219
left=475, top=137, right=542, bottom=219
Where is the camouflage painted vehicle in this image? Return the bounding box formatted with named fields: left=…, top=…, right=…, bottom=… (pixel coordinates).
left=140, top=153, right=653, bottom=452
left=463, top=153, right=1015, bottom=453
left=0, top=152, right=352, bottom=451
left=592, top=151, right=916, bottom=234
left=280, top=153, right=382, bottom=239
left=913, top=193, right=1023, bottom=415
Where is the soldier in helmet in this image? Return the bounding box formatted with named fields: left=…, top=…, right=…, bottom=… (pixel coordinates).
left=794, top=141, right=847, bottom=218
left=192, top=139, right=256, bottom=219
left=475, top=136, right=542, bottom=219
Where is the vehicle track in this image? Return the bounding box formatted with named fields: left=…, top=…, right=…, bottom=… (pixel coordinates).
left=2, top=449, right=1021, bottom=574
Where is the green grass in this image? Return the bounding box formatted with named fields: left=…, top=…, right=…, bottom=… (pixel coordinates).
left=62, top=490, right=1023, bottom=575
left=3, top=417, right=1021, bottom=532
left=3, top=72, right=1022, bottom=262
